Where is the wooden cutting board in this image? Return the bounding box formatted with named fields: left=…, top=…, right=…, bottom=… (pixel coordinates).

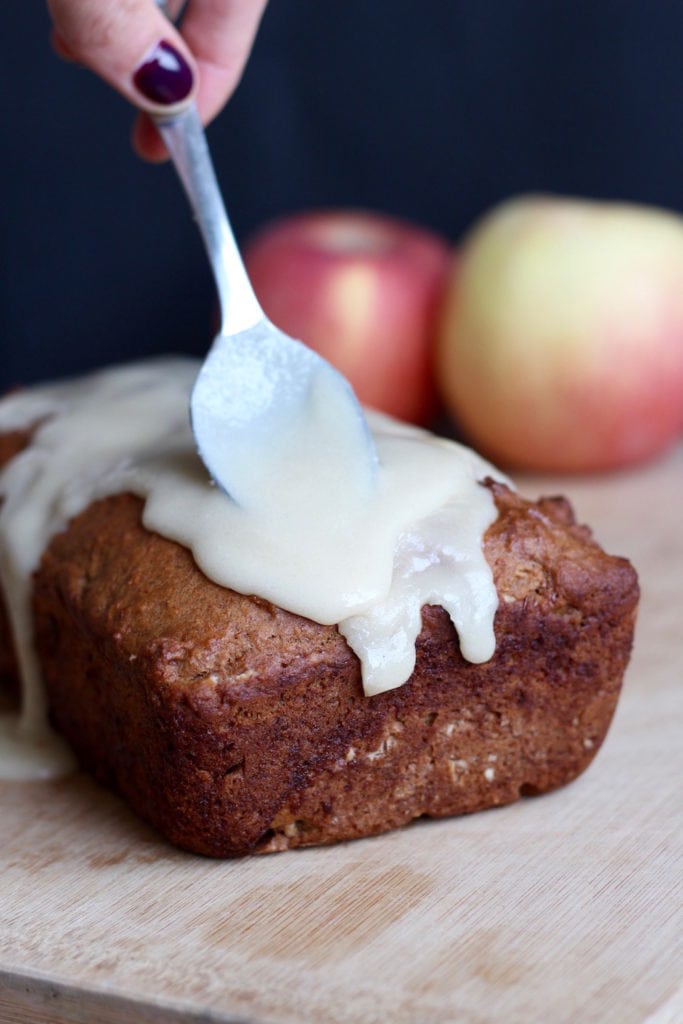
left=1, top=442, right=681, bottom=1024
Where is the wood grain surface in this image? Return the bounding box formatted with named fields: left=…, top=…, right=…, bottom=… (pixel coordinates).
left=1, top=442, right=682, bottom=1024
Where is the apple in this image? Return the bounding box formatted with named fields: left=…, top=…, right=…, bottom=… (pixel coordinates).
left=436, top=195, right=683, bottom=472
left=243, top=210, right=452, bottom=424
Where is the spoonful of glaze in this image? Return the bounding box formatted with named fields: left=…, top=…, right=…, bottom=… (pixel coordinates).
left=150, top=77, right=377, bottom=508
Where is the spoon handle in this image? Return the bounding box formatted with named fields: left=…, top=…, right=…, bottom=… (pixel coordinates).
left=153, top=106, right=263, bottom=336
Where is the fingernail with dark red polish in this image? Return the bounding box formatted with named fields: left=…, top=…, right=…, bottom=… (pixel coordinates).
left=133, top=40, right=193, bottom=105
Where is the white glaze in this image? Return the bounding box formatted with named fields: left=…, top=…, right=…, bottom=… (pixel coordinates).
left=0, top=359, right=507, bottom=779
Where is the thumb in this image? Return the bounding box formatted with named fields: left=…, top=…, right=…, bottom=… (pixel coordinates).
left=47, top=0, right=197, bottom=116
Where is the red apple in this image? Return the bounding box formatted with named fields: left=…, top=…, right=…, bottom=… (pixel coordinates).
left=436, top=195, right=683, bottom=472
left=243, top=210, right=452, bottom=424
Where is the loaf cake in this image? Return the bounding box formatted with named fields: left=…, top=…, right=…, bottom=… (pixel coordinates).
left=0, top=362, right=639, bottom=855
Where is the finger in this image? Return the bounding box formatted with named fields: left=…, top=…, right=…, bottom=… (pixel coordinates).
left=47, top=0, right=198, bottom=116
left=50, top=27, right=78, bottom=63
left=131, top=111, right=170, bottom=162
left=131, top=0, right=269, bottom=161
left=180, top=0, right=269, bottom=126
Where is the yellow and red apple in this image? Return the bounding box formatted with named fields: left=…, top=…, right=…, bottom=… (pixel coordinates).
left=244, top=210, right=452, bottom=424
left=436, top=195, right=683, bottom=472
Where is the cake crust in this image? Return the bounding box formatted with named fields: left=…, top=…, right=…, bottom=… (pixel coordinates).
left=7, top=474, right=638, bottom=856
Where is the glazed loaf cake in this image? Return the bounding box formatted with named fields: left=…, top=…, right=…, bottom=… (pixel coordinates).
left=0, top=418, right=639, bottom=854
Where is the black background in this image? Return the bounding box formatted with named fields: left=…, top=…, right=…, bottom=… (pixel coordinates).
left=2, top=1, right=683, bottom=391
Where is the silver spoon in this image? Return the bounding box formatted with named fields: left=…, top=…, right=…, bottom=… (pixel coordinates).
left=150, top=98, right=377, bottom=507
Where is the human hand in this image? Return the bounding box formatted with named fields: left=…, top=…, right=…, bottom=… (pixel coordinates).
left=47, top=0, right=269, bottom=161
